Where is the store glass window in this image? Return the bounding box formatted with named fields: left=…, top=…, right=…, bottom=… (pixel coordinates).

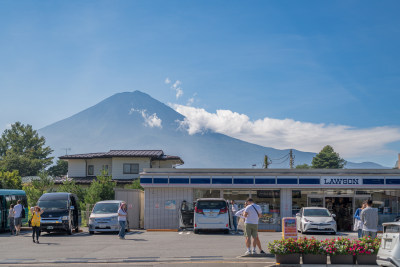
left=223, top=190, right=250, bottom=210
left=250, top=190, right=280, bottom=228
left=194, top=189, right=221, bottom=199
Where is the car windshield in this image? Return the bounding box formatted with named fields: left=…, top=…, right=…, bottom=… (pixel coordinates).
left=38, top=200, right=68, bottom=210
left=196, top=201, right=226, bottom=209
left=304, top=209, right=331, bottom=217
left=92, top=203, right=120, bottom=214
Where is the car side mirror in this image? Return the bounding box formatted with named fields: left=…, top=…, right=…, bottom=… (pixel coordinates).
left=70, top=206, right=75, bottom=210
left=331, top=214, right=336, bottom=217
left=296, top=213, right=300, bottom=217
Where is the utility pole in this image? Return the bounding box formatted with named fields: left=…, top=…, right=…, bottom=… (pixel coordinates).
left=289, top=149, right=294, bottom=169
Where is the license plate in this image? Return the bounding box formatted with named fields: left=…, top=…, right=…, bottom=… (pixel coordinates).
left=318, top=226, right=324, bottom=230
left=98, top=224, right=107, bottom=228
left=47, top=226, right=53, bottom=230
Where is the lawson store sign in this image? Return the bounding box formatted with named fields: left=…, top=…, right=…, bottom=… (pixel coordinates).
left=321, top=177, right=361, bottom=185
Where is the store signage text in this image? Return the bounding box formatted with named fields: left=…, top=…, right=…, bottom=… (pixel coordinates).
left=321, top=177, right=360, bottom=185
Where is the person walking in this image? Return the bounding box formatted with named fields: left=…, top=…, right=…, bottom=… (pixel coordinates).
left=354, top=202, right=366, bottom=238
left=8, top=204, right=15, bottom=235
left=241, top=198, right=265, bottom=255
left=13, top=200, right=23, bottom=235
left=30, top=206, right=44, bottom=243
left=230, top=200, right=238, bottom=234
left=117, top=202, right=128, bottom=240
left=360, top=199, right=378, bottom=239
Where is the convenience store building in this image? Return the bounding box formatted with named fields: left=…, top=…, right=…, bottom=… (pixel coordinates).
left=140, top=168, right=400, bottom=231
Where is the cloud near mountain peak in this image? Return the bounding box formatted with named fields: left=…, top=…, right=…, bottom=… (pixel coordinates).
left=172, top=104, right=400, bottom=158
left=129, top=108, right=162, bottom=128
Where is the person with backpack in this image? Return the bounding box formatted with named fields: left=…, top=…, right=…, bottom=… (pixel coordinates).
left=30, top=206, right=44, bottom=243
left=242, top=198, right=265, bottom=255
left=13, top=200, right=24, bottom=235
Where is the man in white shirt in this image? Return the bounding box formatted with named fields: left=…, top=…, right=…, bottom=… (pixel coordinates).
left=243, top=198, right=264, bottom=255
left=13, top=200, right=23, bottom=235
left=230, top=200, right=238, bottom=233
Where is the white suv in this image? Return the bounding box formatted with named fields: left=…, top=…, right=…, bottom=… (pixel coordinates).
left=193, top=198, right=230, bottom=234
left=88, top=200, right=129, bottom=234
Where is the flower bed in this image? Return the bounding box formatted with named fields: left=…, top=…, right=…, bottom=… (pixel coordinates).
left=267, top=236, right=381, bottom=265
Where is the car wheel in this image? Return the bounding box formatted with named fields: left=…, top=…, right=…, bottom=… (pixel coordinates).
left=89, top=231, right=94, bottom=235
left=224, top=229, right=230, bottom=234
left=194, top=229, right=199, bottom=234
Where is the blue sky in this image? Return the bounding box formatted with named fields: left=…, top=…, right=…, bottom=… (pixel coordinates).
left=0, top=1, right=399, bottom=166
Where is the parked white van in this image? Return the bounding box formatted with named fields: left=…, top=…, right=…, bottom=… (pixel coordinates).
left=88, top=200, right=129, bottom=234
left=193, top=198, right=230, bottom=234
left=377, top=221, right=400, bottom=267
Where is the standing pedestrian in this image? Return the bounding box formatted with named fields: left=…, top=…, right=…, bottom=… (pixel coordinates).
left=13, top=200, right=23, bottom=235
left=30, top=206, right=44, bottom=243
left=9, top=204, right=15, bottom=235
left=354, top=202, right=367, bottom=238
left=118, top=202, right=128, bottom=240
left=360, top=199, right=378, bottom=239
left=230, top=200, right=238, bottom=234
left=241, top=198, right=266, bottom=255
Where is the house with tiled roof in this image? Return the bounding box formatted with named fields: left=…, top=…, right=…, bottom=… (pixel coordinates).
left=59, top=150, right=184, bottom=184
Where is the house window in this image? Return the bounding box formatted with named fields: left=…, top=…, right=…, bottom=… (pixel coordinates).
left=123, top=163, right=139, bottom=174
left=88, top=165, right=94, bottom=176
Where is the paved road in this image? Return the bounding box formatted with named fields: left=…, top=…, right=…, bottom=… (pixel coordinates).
left=0, top=228, right=359, bottom=266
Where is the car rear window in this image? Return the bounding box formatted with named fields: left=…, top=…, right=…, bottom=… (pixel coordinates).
left=196, top=201, right=226, bottom=209
left=384, top=225, right=400, bottom=233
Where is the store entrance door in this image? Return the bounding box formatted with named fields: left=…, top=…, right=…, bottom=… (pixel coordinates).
left=325, top=196, right=353, bottom=231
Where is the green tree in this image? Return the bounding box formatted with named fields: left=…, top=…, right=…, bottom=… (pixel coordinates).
left=295, top=164, right=311, bottom=169
left=48, top=159, right=68, bottom=177
left=58, top=179, right=86, bottom=209
left=23, top=171, right=54, bottom=207
left=0, top=122, right=53, bottom=177
left=311, top=145, right=346, bottom=169
left=263, top=155, right=271, bottom=169
left=84, top=170, right=116, bottom=205
left=0, top=170, right=22, bottom=189
left=125, top=178, right=144, bottom=191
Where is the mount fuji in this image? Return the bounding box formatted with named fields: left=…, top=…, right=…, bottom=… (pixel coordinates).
left=38, top=91, right=386, bottom=169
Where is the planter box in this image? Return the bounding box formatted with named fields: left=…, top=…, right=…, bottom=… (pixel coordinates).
left=302, top=254, right=327, bottom=264
left=330, top=254, right=354, bottom=264
left=275, top=253, right=300, bottom=264
left=357, top=254, right=377, bottom=265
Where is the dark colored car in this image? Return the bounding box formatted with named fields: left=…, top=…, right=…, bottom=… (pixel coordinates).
left=38, top=192, right=81, bottom=235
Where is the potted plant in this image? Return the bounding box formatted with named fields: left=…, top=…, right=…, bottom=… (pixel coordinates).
left=298, top=237, right=327, bottom=264
left=353, top=237, right=381, bottom=265
left=267, top=238, right=301, bottom=264
left=324, top=237, right=354, bottom=264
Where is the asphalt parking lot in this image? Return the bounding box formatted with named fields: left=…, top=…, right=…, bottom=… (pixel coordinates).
left=0, top=228, right=359, bottom=266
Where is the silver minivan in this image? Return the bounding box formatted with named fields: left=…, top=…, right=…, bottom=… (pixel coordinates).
left=377, top=221, right=400, bottom=267
left=88, top=200, right=129, bottom=234
left=193, top=198, right=230, bottom=234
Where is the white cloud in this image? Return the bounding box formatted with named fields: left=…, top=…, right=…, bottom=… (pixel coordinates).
left=129, top=109, right=162, bottom=128
left=187, top=97, right=194, bottom=106
left=172, top=104, right=400, bottom=158
left=171, top=80, right=183, bottom=99
left=165, top=77, right=171, bottom=84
